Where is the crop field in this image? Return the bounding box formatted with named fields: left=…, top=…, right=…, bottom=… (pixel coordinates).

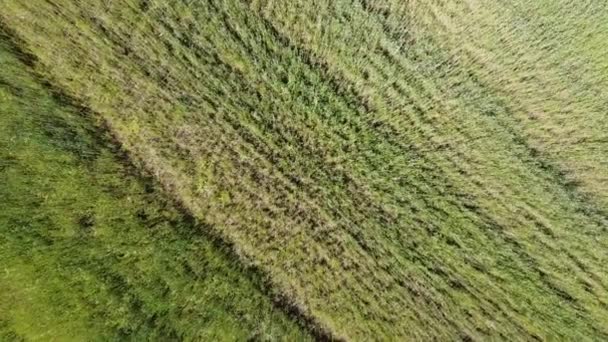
left=1, top=0, right=607, bottom=340
left=0, top=34, right=308, bottom=340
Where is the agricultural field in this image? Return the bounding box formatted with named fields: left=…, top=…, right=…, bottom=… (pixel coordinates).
left=1, top=0, right=607, bottom=340
left=0, top=34, right=309, bottom=340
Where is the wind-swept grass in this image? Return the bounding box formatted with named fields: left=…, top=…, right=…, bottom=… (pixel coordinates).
left=0, top=34, right=309, bottom=341
left=1, top=0, right=607, bottom=340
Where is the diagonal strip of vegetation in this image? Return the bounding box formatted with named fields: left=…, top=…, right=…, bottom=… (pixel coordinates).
left=2, top=0, right=608, bottom=340
left=0, top=26, right=314, bottom=341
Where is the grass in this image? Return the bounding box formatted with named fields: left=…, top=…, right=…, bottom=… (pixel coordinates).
left=0, top=35, right=309, bottom=341
left=1, top=0, right=607, bottom=340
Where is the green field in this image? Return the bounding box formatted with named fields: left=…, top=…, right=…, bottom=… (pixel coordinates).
left=1, top=0, right=607, bottom=340
left=0, top=34, right=309, bottom=341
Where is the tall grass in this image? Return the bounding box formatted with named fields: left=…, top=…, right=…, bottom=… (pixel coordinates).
left=0, top=34, right=309, bottom=341
left=1, top=0, right=607, bottom=339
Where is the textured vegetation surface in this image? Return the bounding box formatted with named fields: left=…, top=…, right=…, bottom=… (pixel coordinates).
left=1, top=0, right=608, bottom=340
left=0, top=35, right=309, bottom=341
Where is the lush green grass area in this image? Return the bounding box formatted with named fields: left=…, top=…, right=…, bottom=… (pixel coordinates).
left=1, top=0, right=607, bottom=340
left=0, top=36, right=309, bottom=341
